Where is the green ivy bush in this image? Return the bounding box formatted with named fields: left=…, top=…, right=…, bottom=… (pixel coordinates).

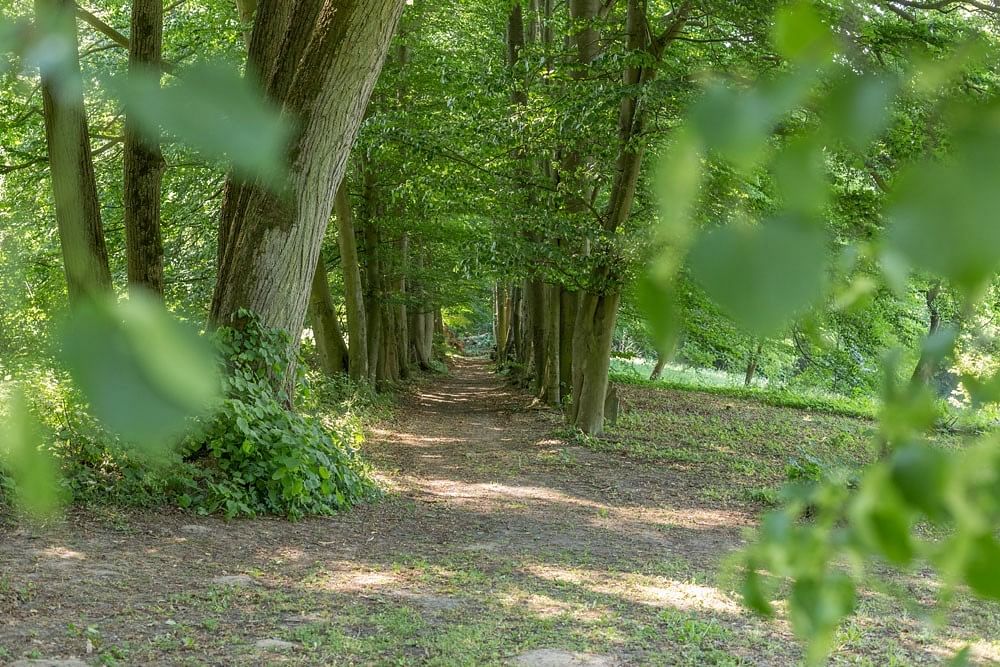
left=180, top=314, right=379, bottom=519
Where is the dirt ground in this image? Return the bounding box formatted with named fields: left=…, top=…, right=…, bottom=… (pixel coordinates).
left=1, top=358, right=997, bottom=666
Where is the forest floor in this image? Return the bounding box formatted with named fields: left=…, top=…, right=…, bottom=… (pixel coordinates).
left=1, top=357, right=999, bottom=666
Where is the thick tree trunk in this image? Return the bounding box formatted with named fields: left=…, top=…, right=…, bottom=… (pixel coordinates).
left=123, top=0, right=165, bottom=296
left=209, top=0, right=405, bottom=353
left=570, top=287, right=621, bottom=435
left=308, top=251, right=349, bottom=375
left=36, top=0, right=112, bottom=303
left=334, top=181, right=369, bottom=382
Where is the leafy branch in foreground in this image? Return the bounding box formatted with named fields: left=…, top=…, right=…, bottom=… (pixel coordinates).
left=648, top=2, right=1000, bottom=662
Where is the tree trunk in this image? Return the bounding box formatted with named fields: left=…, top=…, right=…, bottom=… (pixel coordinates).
left=209, top=0, right=405, bottom=358
left=36, top=0, right=112, bottom=303
left=363, top=220, right=382, bottom=384
left=559, top=285, right=576, bottom=398
left=308, top=251, right=349, bottom=375
left=744, top=340, right=763, bottom=387
left=541, top=282, right=561, bottom=403
left=570, top=286, right=621, bottom=435
left=527, top=278, right=546, bottom=392
left=123, top=0, right=165, bottom=296
left=394, top=234, right=410, bottom=380
left=649, top=354, right=666, bottom=381
left=911, top=283, right=943, bottom=386
left=568, top=0, right=690, bottom=433
left=334, top=180, right=369, bottom=382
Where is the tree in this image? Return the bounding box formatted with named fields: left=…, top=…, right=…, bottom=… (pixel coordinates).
left=123, top=0, right=166, bottom=296
left=209, top=0, right=406, bottom=368
left=35, top=0, right=113, bottom=303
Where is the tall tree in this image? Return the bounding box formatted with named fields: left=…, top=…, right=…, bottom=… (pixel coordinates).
left=569, top=0, right=691, bottom=434
left=334, top=180, right=369, bottom=382
left=209, top=0, right=406, bottom=366
left=123, top=0, right=166, bottom=296
left=308, top=250, right=350, bottom=375
left=35, top=0, right=112, bottom=303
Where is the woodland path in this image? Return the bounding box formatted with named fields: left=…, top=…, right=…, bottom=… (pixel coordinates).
left=0, top=358, right=784, bottom=665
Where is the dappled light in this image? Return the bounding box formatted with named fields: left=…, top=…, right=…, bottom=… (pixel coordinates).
left=3, top=0, right=1000, bottom=663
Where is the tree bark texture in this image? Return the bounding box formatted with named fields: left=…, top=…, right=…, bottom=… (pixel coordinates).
left=334, top=181, right=369, bottom=382
left=36, top=0, right=112, bottom=303
left=123, top=0, right=166, bottom=296
left=209, top=0, right=406, bottom=350
left=308, top=251, right=349, bottom=375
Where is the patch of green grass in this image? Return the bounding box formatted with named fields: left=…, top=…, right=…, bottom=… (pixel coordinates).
left=611, top=368, right=879, bottom=419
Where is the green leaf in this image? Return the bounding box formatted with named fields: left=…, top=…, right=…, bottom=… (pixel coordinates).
left=851, top=468, right=915, bottom=566
left=964, top=534, right=1000, bottom=600
left=890, top=442, right=951, bottom=523
left=789, top=573, right=855, bottom=665
left=59, top=293, right=221, bottom=447
left=771, top=137, right=828, bottom=216
left=637, top=274, right=683, bottom=358
left=113, top=61, right=292, bottom=184
left=772, top=1, right=836, bottom=65
left=824, top=72, right=897, bottom=151
left=0, top=389, right=60, bottom=516
left=689, top=217, right=827, bottom=336
left=887, top=122, right=1000, bottom=300
left=742, top=566, right=774, bottom=617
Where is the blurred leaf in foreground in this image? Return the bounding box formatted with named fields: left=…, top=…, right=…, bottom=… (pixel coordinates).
left=887, top=116, right=1000, bottom=301
left=113, top=61, right=292, bottom=184
left=688, top=217, right=827, bottom=337
left=59, top=291, right=221, bottom=448
left=0, top=389, right=60, bottom=516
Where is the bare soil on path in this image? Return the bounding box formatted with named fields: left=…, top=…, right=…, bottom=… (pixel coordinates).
left=1, top=358, right=995, bottom=665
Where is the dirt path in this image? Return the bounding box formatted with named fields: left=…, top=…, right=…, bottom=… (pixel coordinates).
left=4, top=358, right=977, bottom=665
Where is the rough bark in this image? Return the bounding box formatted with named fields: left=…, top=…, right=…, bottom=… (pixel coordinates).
left=308, top=251, right=349, bottom=375
left=35, top=0, right=112, bottom=303
left=570, top=286, right=621, bottom=434
left=334, top=181, right=369, bottom=382
left=209, top=0, right=406, bottom=354
left=123, top=0, right=165, bottom=296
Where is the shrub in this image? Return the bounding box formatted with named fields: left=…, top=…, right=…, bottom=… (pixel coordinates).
left=181, top=314, right=379, bottom=519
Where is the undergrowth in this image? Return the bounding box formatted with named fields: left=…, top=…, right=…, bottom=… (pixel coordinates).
left=1, top=314, right=382, bottom=519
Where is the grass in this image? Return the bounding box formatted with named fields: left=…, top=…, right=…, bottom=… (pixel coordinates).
left=610, top=357, right=881, bottom=419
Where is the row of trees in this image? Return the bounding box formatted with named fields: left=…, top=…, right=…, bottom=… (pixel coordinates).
left=5, top=0, right=1000, bottom=439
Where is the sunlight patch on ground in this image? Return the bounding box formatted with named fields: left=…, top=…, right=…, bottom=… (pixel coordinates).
left=524, top=564, right=742, bottom=615
left=928, top=637, right=1000, bottom=663
left=305, top=568, right=401, bottom=592
left=499, top=591, right=596, bottom=620
left=37, top=546, right=86, bottom=560
left=390, top=476, right=607, bottom=509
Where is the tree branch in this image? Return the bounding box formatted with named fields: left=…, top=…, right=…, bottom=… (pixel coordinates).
left=887, top=0, right=1000, bottom=14
left=74, top=3, right=176, bottom=74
